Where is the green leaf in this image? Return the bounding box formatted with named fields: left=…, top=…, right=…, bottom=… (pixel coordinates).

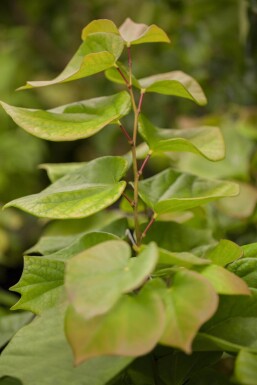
left=26, top=210, right=124, bottom=254
left=48, top=231, right=119, bottom=262
left=10, top=256, right=65, bottom=314
left=142, top=221, right=215, bottom=252
left=228, top=258, right=257, bottom=288
left=119, top=18, right=170, bottom=45
left=82, top=19, right=120, bottom=40
left=242, top=243, right=257, bottom=258
left=105, top=62, right=141, bottom=87
left=0, top=377, right=22, bottom=385
left=160, top=270, right=218, bottom=353
left=40, top=163, right=87, bottom=182
left=199, top=265, right=250, bottom=295
left=187, top=368, right=232, bottom=385
left=158, top=248, right=210, bottom=268
left=65, top=287, right=165, bottom=364
left=194, top=289, right=257, bottom=353
left=0, top=312, right=32, bottom=349
left=11, top=232, right=118, bottom=314
left=18, top=33, right=124, bottom=89
left=0, top=92, right=131, bottom=141
left=0, top=307, right=132, bottom=385
left=158, top=351, right=222, bottom=385
left=138, top=169, right=239, bottom=216
left=234, top=350, right=257, bottom=385
left=65, top=241, right=158, bottom=319
left=138, top=115, right=224, bottom=161
left=138, top=71, right=207, bottom=105
left=5, top=157, right=127, bottom=219
left=204, top=239, right=243, bottom=266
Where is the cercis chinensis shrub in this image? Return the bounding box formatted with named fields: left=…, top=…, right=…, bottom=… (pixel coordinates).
left=0, top=18, right=257, bottom=385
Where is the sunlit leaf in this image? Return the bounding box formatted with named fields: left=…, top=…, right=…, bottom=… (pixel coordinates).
left=65, top=241, right=158, bottom=319
left=18, top=33, right=124, bottom=89
left=138, top=169, right=239, bottom=216
left=0, top=92, right=131, bottom=141
left=138, top=71, right=207, bottom=105
left=40, top=163, right=86, bottom=182
left=0, top=307, right=132, bottom=385
left=160, top=270, right=218, bottom=353
left=138, top=115, right=224, bottom=161
left=5, top=157, right=127, bottom=219
left=82, top=19, right=120, bottom=40
left=199, top=265, right=250, bottom=295
left=65, top=286, right=165, bottom=364
left=119, top=18, right=170, bottom=45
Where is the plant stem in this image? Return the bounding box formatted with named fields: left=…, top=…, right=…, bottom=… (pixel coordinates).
left=122, top=193, right=135, bottom=207
left=141, top=214, right=156, bottom=241
left=119, top=122, right=133, bottom=144
left=138, top=152, right=152, bottom=176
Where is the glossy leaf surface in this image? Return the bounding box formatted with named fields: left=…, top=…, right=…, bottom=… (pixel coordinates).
left=0, top=307, right=132, bottom=385
left=65, top=241, right=158, bottom=319
left=138, top=115, right=224, bottom=161
left=119, top=18, right=170, bottom=45
left=139, top=71, right=207, bottom=105
left=65, top=287, right=165, bottom=364
left=138, top=169, right=239, bottom=215
left=0, top=92, right=130, bottom=141
left=5, top=157, right=127, bottom=219
left=160, top=270, right=218, bottom=353
left=18, top=33, right=124, bottom=89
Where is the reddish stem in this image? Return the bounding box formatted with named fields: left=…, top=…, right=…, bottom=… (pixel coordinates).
left=141, top=215, right=156, bottom=240
left=122, top=193, right=135, bottom=207
left=137, top=92, right=145, bottom=113
left=119, top=123, right=133, bottom=144
left=138, top=153, right=151, bottom=176
left=116, top=67, right=130, bottom=87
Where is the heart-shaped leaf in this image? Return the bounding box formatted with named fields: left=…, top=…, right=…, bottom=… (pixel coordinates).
left=10, top=232, right=118, bottom=314
left=4, top=157, right=127, bottom=219
left=160, top=270, right=218, bottom=353
left=18, top=33, right=124, bottom=89
left=138, top=115, right=224, bottom=161
left=138, top=169, right=239, bottom=216
left=82, top=19, right=120, bottom=40
left=119, top=18, right=170, bottom=45
left=199, top=265, right=250, bottom=295
left=65, top=286, right=165, bottom=364
left=65, top=241, right=158, bottom=319
left=138, top=71, right=207, bottom=105
left=0, top=307, right=132, bottom=385
left=0, top=91, right=130, bottom=141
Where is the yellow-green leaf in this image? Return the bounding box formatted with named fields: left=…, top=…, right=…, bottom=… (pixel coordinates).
left=82, top=19, right=120, bottom=40
left=119, top=18, right=170, bottom=45
left=4, top=157, right=127, bottom=219
left=0, top=92, right=130, bottom=141
left=138, top=115, right=224, bottom=161
left=65, top=241, right=158, bottom=319
left=65, top=287, right=165, bottom=364
left=139, top=71, right=207, bottom=105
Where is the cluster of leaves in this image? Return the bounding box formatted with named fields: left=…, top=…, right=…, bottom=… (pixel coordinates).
left=1, top=18, right=257, bottom=385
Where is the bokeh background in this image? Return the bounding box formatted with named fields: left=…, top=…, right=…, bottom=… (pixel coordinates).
left=0, top=0, right=257, bottom=292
